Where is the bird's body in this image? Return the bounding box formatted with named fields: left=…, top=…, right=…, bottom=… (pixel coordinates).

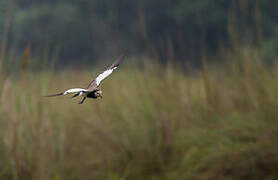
left=45, top=53, right=126, bottom=104
left=87, top=90, right=100, bottom=99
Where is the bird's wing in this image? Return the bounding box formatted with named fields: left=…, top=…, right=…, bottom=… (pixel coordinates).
left=44, top=88, right=88, bottom=97
left=87, top=52, right=126, bottom=91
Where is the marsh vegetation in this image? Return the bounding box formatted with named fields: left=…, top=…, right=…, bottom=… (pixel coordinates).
left=0, top=50, right=277, bottom=179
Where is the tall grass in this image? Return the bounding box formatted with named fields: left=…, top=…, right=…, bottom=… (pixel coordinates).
left=0, top=52, right=278, bottom=180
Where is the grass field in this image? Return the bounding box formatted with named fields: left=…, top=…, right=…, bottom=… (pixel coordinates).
left=0, top=54, right=278, bottom=180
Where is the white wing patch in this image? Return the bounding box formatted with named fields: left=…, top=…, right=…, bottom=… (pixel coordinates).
left=64, top=88, right=88, bottom=95
left=96, top=67, right=117, bottom=86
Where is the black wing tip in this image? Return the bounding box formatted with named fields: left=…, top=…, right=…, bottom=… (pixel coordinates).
left=120, top=51, right=127, bottom=57
left=120, top=51, right=128, bottom=60
left=43, top=92, right=64, bottom=97
left=116, top=51, right=127, bottom=63
left=110, top=51, right=127, bottom=69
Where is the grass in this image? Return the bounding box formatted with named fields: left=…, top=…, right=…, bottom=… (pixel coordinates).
left=0, top=53, right=278, bottom=180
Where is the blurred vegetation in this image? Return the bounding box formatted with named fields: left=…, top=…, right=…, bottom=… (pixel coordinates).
left=0, top=0, right=278, bottom=65
left=0, top=0, right=278, bottom=179
left=0, top=50, right=278, bottom=179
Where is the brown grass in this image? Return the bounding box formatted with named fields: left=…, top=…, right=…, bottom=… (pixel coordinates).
left=0, top=53, right=277, bottom=179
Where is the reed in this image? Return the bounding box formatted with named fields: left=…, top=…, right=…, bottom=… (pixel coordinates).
left=0, top=52, right=277, bottom=179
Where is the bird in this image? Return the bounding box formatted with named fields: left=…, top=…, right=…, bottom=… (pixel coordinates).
left=45, top=53, right=126, bottom=104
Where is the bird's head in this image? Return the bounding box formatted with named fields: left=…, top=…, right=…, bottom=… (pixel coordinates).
left=95, top=90, right=103, bottom=99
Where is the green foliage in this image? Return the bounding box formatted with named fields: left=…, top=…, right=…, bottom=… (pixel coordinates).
left=13, top=3, right=79, bottom=46
left=0, top=0, right=278, bottom=63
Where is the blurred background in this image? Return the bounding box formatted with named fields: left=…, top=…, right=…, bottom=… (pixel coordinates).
left=2, top=0, right=278, bottom=66
left=0, top=0, right=278, bottom=179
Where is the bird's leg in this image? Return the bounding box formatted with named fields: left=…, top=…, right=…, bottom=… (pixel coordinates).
left=72, top=93, right=80, bottom=98
left=78, top=97, right=86, bottom=104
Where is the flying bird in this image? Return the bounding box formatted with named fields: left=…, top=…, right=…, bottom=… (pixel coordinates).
left=45, top=53, right=126, bottom=104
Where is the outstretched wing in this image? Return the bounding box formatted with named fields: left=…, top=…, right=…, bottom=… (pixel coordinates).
left=44, top=88, right=88, bottom=97
left=87, top=52, right=126, bottom=91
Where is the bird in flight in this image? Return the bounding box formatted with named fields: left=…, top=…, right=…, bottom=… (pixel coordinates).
left=45, top=53, right=126, bottom=104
